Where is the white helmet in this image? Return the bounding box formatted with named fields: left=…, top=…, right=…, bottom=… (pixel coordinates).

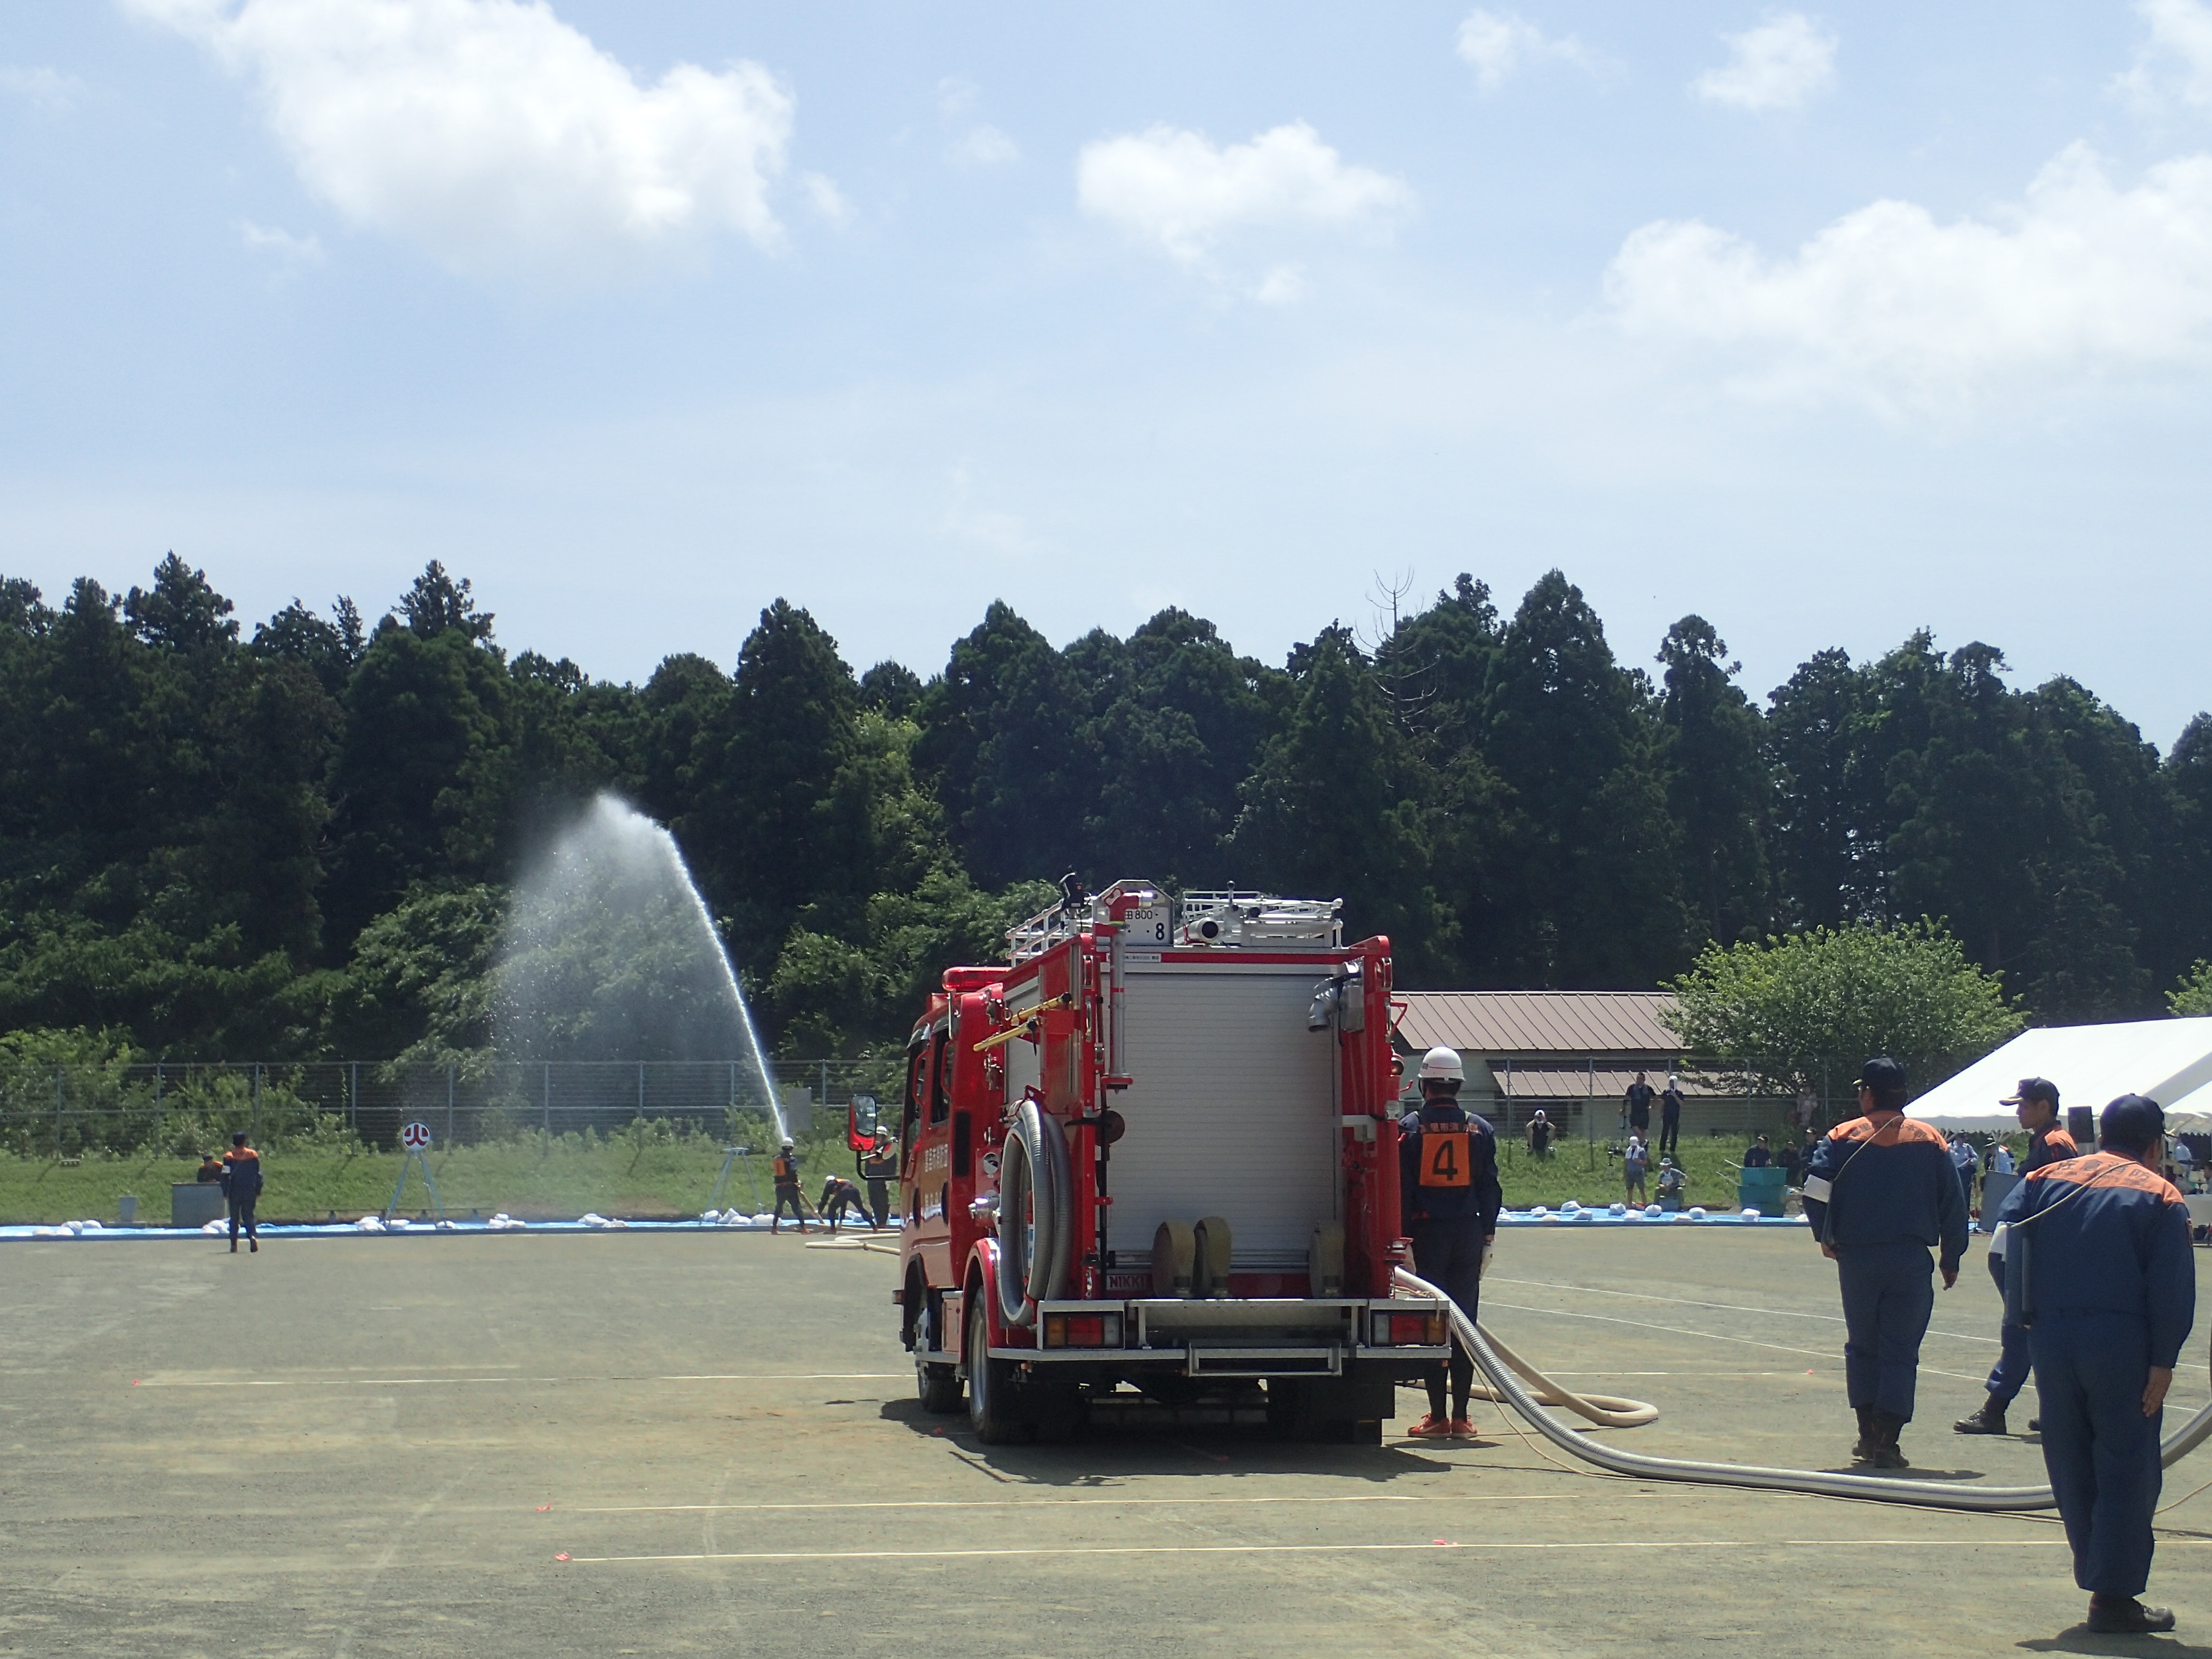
left=1418, top=1046, right=1465, bottom=1083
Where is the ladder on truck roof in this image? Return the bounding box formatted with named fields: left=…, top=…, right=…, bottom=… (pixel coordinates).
left=1004, top=884, right=1344, bottom=962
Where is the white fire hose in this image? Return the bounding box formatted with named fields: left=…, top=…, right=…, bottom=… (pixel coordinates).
left=1395, top=1267, right=2212, bottom=1513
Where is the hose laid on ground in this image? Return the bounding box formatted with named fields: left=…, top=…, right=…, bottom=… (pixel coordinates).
left=1467, top=1322, right=1659, bottom=1428
left=1396, top=1268, right=2212, bottom=1513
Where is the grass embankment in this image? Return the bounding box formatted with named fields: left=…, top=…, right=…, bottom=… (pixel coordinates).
left=1494, top=1132, right=1778, bottom=1212
left=0, top=1130, right=860, bottom=1226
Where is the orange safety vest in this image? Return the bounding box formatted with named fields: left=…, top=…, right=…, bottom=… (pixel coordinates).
left=773, top=1154, right=797, bottom=1184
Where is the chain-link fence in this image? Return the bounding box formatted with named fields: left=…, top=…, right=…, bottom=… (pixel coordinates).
left=0, top=1058, right=907, bottom=1161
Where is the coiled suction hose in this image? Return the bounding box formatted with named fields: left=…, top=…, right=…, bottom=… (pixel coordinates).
left=1396, top=1268, right=2212, bottom=1513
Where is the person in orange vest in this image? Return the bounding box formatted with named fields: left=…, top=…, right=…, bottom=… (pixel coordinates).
left=220, top=1130, right=263, bottom=1254
left=770, top=1140, right=811, bottom=1234
left=1398, top=1047, right=1502, bottom=1440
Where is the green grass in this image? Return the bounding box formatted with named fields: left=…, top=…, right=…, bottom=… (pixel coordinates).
left=3, top=1124, right=1798, bottom=1226
left=0, top=1131, right=861, bottom=1226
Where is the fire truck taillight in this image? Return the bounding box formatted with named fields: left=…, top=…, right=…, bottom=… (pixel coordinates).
left=1042, top=1312, right=1122, bottom=1348
left=1370, top=1311, right=1446, bottom=1346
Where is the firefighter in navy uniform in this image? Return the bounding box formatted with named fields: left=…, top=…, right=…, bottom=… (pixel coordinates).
left=1398, top=1047, right=1503, bottom=1440
left=1992, top=1095, right=2195, bottom=1636
left=220, top=1130, right=263, bottom=1254
left=770, top=1140, right=811, bottom=1234
left=1800, top=1058, right=1967, bottom=1468
left=1956, top=1076, right=2078, bottom=1437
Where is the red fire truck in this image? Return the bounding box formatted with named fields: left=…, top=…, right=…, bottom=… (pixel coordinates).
left=893, top=880, right=1449, bottom=1443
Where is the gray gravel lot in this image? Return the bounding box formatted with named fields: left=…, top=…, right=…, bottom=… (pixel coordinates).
left=1, top=1226, right=2204, bottom=1658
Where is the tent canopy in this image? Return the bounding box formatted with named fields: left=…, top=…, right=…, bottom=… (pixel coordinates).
left=1906, top=1018, right=2212, bottom=1132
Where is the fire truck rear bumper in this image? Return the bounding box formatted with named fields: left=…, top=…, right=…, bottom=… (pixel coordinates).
left=987, top=1297, right=1452, bottom=1375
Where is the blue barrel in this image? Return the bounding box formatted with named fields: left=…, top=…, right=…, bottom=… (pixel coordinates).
left=1738, top=1166, right=1787, bottom=1215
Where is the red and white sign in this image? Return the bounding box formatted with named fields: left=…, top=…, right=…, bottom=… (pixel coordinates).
left=400, top=1121, right=433, bottom=1151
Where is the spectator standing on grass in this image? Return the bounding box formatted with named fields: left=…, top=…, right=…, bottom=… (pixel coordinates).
left=1659, top=1075, right=1685, bottom=1157
left=1779, top=1138, right=1805, bottom=1187
left=1800, top=1057, right=1966, bottom=1470
left=220, top=1131, right=262, bottom=1255
left=1743, top=1135, right=1773, bottom=1168
left=1624, top=1071, right=1655, bottom=1140
left=1989, top=1095, right=2194, bottom=1636
left=1950, top=1133, right=1980, bottom=1209
left=1623, top=1133, right=1649, bottom=1203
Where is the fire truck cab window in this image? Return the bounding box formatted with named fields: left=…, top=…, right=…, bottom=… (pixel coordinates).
left=900, top=1042, right=924, bottom=1162
left=928, top=1027, right=950, bottom=1125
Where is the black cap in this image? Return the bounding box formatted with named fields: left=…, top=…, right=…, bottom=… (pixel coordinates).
left=231, top=1130, right=247, bottom=1145
left=2001, top=1077, right=2059, bottom=1107
left=1855, top=1058, right=1908, bottom=1100
left=2099, top=1094, right=2165, bottom=1156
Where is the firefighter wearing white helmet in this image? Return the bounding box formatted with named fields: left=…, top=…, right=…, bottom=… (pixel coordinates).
left=1399, top=1046, right=1501, bottom=1440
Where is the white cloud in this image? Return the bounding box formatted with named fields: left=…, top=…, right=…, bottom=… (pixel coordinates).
left=936, top=76, right=1018, bottom=166
left=2119, top=0, right=2212, bottom=108
left=1076, top=121, right=1412, bottom=264
left=120, top=0, right=793, bottom=278
left=240, top=219, right=325, bottom=273
left=0, top=65, right=84, bottom=115
left=800, top=171, right=850, bottom=226
left=1603, top=144, right=2212, bottom=413
left=1253, top=264, right=1307, bottom=306
left=1455, top=10, right=1589, bottom=93
left=1693, top=13, right=1836, bottom=112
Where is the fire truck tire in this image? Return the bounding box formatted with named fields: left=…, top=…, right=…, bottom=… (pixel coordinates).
left=995, top=1097, right=1071, bottom=1328
left=916, top=1352, right=962, bottom=1414
left=966, top=1296, right=1028, bottom=1444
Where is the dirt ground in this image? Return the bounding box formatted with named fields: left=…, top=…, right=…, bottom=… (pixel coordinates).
left=1, top=1225, right=2206, bottom=1659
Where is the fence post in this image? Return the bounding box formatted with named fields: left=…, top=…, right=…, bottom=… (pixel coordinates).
left=252, top=1064, right=261, bottom=1138
left=446, top=1062, right=456, bottom=1146
left=637, top=1061, right=646, bottom=1124
left=543, top=1061, right=552, bottom=1138
left=55, top=1067, right=63, bottom=1158
left=349, top=1061, right=359, bottom=1135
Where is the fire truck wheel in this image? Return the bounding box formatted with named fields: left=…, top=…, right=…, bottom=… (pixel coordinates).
left=966, top=1296, right=1029, bottom=1445
left=916, top=1351, right=962, bottom=1414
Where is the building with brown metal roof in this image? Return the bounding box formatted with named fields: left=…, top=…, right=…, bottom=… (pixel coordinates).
left=1393, top=990, right=1799, bottom=1145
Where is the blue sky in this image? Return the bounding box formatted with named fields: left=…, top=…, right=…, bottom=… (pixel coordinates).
left=3, top=1, right=2210, bottom=743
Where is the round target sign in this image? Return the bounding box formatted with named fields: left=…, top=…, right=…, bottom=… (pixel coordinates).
left=400, top=1120, right=433, bottom=1151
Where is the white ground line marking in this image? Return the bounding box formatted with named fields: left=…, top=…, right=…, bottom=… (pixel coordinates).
left=1488, top=1276, right=2002, bottom=1345
left=131, top=1372, right=909, bottom=1389
left=570, top=1494, right=1576, bottom=1515
left=1481, top=1301, right=1991, bottom=1383
left=561, top=1537, right=2087, bottom=1564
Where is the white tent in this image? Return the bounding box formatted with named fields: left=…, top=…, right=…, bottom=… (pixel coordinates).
left=1905, top=1017, right=2212, bottom=1132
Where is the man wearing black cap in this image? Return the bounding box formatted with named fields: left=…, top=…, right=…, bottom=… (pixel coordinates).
left=1957, top=1078, right=2077, bottom=1436
left=1800, top=1057, right=1967, bottom=1468
left=1990, top=1095, right=2195, bottom=1635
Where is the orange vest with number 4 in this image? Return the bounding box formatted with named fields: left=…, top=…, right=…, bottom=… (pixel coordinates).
left=1420, top=1130, right=1472, bottom=1188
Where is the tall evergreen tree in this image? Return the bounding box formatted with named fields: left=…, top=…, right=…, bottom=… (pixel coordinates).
left=1658, top=615, right=1772, bottom=946
left=1482, top=572, right=1687, bottom=986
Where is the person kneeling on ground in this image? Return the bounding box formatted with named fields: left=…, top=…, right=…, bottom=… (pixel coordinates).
left=818, top=1175, right=873, bottom=1233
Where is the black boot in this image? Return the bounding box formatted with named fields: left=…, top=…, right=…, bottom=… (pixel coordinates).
left=2088, top=1599, right=2176, bottom=1635
left=1952, top=1399, right=2007, bottom=1435
left=1871, top=1409, right=1911, bottom=1469
left=1850, top=1405, right=1876, bottom=1463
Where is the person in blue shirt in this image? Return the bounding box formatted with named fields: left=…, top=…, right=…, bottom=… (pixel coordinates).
left=1398, top=1047, right=1502, bottom=1440
left=1991, top=1094, right=2195, bottom=1636
left=1800, top=1057, right=1967, bottom=1468
left=1957, top=1077, right=2077, bottom=1437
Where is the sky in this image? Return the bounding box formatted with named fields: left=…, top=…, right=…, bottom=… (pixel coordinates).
left=2, top=1, right=2210, bottom=745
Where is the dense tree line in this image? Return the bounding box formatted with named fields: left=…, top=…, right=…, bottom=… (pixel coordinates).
left=1, top=555, right=2207, bottom=1065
